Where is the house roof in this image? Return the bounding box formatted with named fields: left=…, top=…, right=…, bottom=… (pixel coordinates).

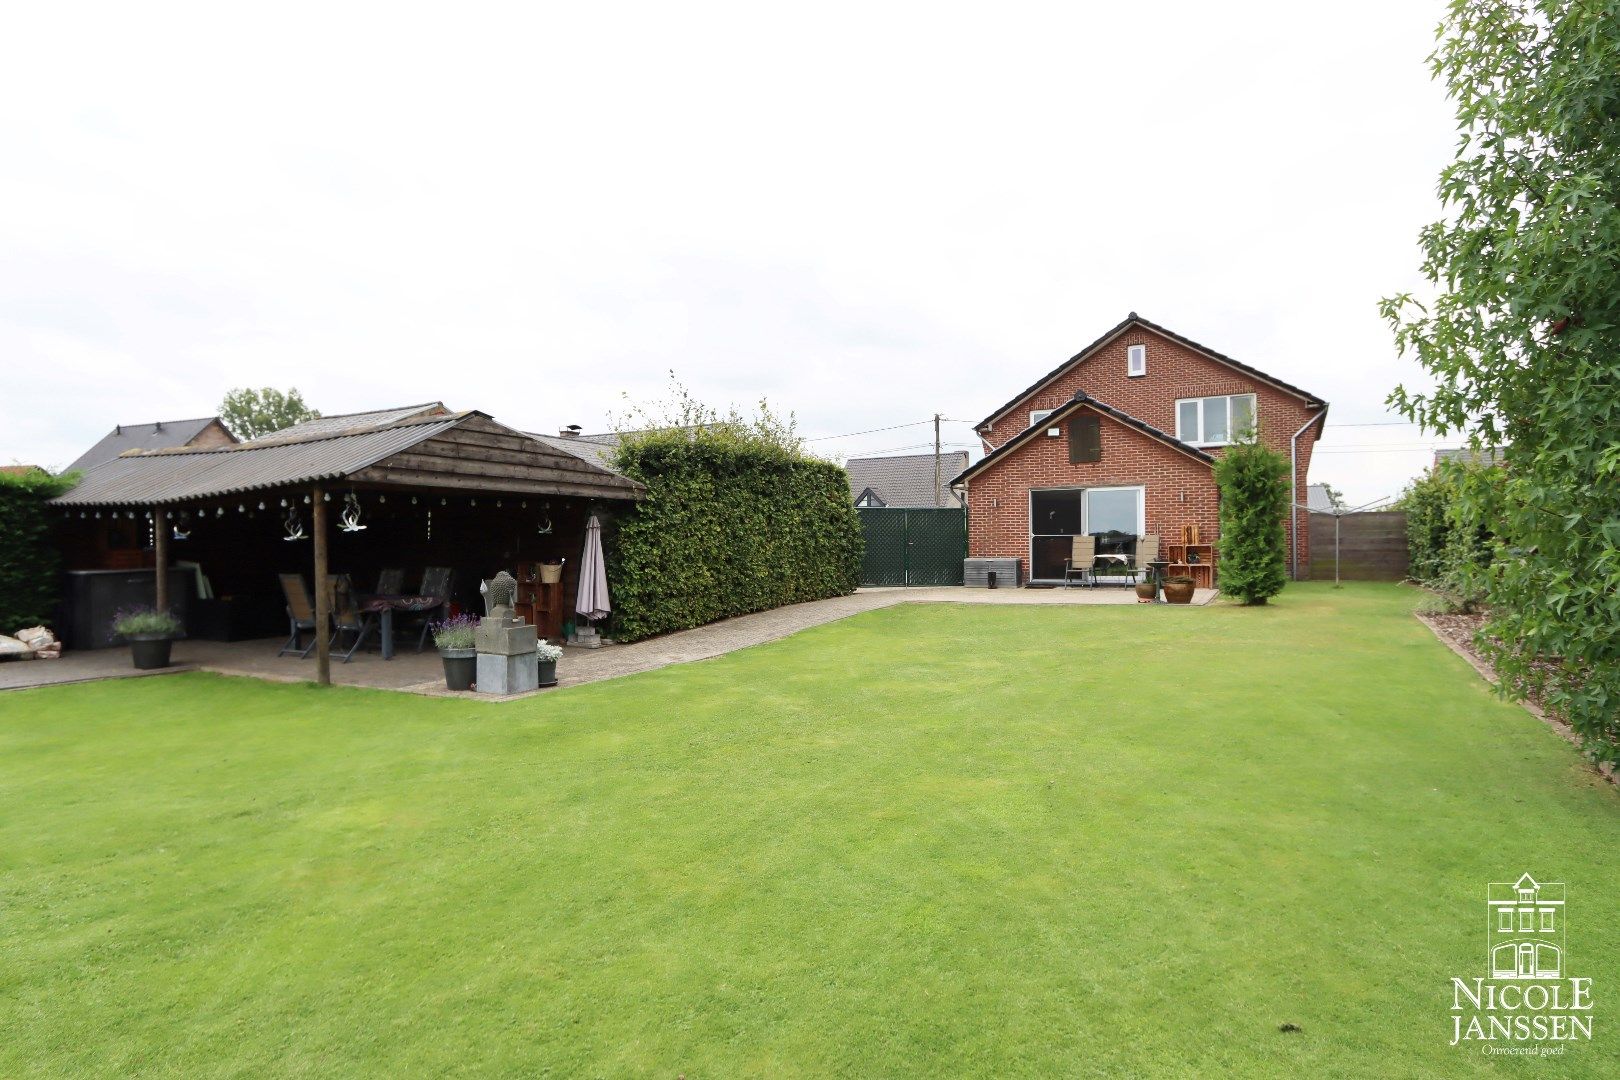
left=51, top=408, right=643, bottom=507
left=0, top=464, right=48, bottom=477
left=1306, top=483, right=1337, bottom=513
left=977, top=312, right=1327, bottom=432
left=953, top=392, right=1214, bottom=486
left=528, top=432, right=623, bottom=474
left=1434, top=446, right=1503, bottom=467
left=845, top=452, right=969, bottom=507
left=66, top=416, right=234, bottom=474
left=255, top=402, right=450, bottom=443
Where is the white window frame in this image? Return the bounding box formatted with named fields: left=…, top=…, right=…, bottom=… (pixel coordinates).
left=1026, top=485, right=1146, bottom=582
left=1127, top=344, right=1146, bottom=378
left=1030, top=408, right=1055, bottom=429
left=1175, top=393, right=1258, bottom=447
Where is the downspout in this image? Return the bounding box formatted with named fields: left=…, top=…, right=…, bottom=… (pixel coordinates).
left=1289, top=407, right=1328, bottom=580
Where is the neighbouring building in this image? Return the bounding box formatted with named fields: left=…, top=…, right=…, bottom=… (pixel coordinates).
left=846, top=452, right=969, bottom=508
left=66, top=416, right=238, bottom=474
left=952, top=312, right=1328, bottom=585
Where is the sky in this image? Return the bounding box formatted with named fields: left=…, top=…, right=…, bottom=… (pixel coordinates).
left=2, top=1, right=1458, bottom=505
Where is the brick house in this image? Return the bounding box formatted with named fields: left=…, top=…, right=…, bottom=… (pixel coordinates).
left=952, top=313, right=1327, bottom=585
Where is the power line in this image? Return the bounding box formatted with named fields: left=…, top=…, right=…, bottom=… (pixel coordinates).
left=804, top=417, right=979, bottom=442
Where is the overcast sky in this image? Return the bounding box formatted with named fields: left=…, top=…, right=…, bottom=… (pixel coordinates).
left=3, top=2, right=1456, bottom=504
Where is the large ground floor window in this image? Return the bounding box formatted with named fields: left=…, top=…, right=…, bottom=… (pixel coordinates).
left=1028, top=486, right=1146, bottom=581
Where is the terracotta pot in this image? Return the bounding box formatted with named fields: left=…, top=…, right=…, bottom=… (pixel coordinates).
left=1134, top=580, right=1157, bottom=602
left=1163, top=580, right=1195, bottom=605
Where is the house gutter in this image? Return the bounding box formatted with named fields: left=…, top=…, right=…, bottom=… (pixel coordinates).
left=1289, top=408, right=1328, bottom=580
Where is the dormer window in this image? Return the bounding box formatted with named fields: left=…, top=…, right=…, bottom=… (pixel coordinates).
left=1127, top=344, right=1146, bottom=378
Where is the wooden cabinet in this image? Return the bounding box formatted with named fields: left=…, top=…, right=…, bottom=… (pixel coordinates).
left=515, top=564, right=565, bottom=641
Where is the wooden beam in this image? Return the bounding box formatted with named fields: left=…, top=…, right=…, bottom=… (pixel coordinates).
left=312, top=485, right=330, bottom=685
left=347, top=465, right=641, bottom=501
left=367, top=451, right=635, bottom=488
left=153, top=506, right=169, bottom=613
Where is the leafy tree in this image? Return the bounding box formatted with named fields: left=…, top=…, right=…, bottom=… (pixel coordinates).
left=219, top=387, right=320, bottom=441
left=0, top=468, right=80, bottom=632
left=1382, top=1, right=1620, bottom=763
left=1213, top=433, right=1290, bottom=605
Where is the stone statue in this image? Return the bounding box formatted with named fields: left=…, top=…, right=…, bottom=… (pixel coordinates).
left=475, top=569, right=538, bottom=695
left=486, top=570, right=517, bottom=615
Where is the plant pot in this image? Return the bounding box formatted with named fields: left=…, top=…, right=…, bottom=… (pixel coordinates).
left=440, top=647, right=477, bottom=691
left=1163, top=580, right=1196, bottom=605
left=128, top=635, right=173, bottom=670
left=538, top=659, right=558, bottom=688
left=1134, top=580, right=1157, bottom=602
left=539, top=563, right=563, bottom=584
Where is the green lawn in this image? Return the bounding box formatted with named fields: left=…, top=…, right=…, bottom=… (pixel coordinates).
left=2, top=583, right=1616, bottom=1077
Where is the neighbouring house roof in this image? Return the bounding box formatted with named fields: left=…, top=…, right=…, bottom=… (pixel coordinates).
left=529, top=432, right=623, bottom=475
left=0, top=464, right=48, bottom=477
left=66, top=416, right=236, bottom=474
left=1306, top=483, right=1337, bottom=513
left=845, top=452, right=969, bottom=507
left=977, top=312, right=1327, bottom=433
left=51, top=407, right=644, bottom=507
left=258, top=402, right=450, bottom=443
left=1434, top=446, right=1504, bottom=467
left=953, top=392, right=1214, bottom=486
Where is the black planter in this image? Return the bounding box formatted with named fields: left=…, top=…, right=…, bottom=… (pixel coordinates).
left=440, top=648, right=477, bottom=691
left=129, top=636, right=173, bottom=670
left=538, top=659, right=558, bottom=688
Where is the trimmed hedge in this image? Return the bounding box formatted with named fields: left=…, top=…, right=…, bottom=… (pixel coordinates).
left=1397, top=460, right=1498, bottom=609
left=1212, top=433, right=1289, bottom=605
left=0, top=469, right=78, bottom=633
left=608, top=435, right=863, bottom=642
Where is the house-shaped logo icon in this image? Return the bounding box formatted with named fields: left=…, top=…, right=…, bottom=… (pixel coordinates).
left=1487, top=874, right=1564, bottom=980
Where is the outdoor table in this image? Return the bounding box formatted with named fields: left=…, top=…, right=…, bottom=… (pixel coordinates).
left=1146, top=559, right=1170, bottom=603
left=359, top=594, right=444, bottom=660
left=1093, top=552, right=1129, bottom=585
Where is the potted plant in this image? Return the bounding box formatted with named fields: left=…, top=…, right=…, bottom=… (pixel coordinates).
left=110, top=607, right=183, bottom=669
left=1134, top=577, right=1157, bottom=602
left=431, top=614, right=478, bottom=691
left=1163, top=575, right=1196, bottom=605
left=537, top=639, right=563, bottom=688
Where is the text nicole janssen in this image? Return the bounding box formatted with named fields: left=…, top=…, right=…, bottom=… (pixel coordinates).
left=1451, top=979, right=1594, bottom=1045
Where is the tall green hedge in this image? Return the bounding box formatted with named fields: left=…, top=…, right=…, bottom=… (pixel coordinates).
left=0, top=469, right=78, bottom=633
left=1397, top=460, right=1498, bottom=609
left=1212, top=433, right=1289, bottom=605
left=607, top=435, right=863, bottom=642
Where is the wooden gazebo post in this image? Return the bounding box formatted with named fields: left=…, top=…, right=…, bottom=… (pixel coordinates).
left=153, top=506, right=169, bottom=613
left=312, top=485, right=331, bottom=685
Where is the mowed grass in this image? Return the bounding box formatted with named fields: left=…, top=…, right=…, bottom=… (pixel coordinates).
left=2, top=583, right=1617, bottom=1077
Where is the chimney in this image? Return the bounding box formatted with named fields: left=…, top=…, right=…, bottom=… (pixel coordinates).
left=559, top=424, right=582, bottom=438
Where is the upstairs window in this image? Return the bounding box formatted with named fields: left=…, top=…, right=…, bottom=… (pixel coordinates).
left=1029, top=408, right=1055, bottom=428
left=1176, top=394, right=1257, bottom=446
left=1127, top=344, right=1146, bottom=377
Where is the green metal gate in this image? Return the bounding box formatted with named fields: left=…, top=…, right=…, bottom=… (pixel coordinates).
left=858, top=507, right=966, bottom=586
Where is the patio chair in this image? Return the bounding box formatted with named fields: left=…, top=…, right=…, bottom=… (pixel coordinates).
left=326, top=574, right=376, bottom=663
left=1126, top=534, right=1160, bottom=584
left=1062, top=535, right=1098, bottom=588
left=277, top=573, right=318, bottom=658
left=374, top=567, right=405, bottom=595
left=407, top=566, right=453, bottom=652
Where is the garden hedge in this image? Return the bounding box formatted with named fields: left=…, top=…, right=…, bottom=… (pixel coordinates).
left=0, top=469, right=77, bottom=633
left=607, top=435, right=862, bottom=642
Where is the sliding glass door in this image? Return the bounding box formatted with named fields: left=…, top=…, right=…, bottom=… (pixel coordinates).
left=1028, top=486, right=1145, bottom=581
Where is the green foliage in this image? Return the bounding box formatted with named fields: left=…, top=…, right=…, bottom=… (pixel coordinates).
left=1396, top=461, right=1498, bottom=611
left=1213, top=432, right=1290, bottom=605
left=0, top=469, right=78, bottom=632
left=607, top=380, right=862, bottom=641
left=109, top=606, right=183, bottom=639
left=1383, top=1, right=1620, bottom=762
left=219, top=387, right=319, bottom=441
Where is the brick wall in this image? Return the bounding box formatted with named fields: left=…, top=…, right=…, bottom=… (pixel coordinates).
left=974, top=324, right=1322, bottom=574
left=966, top=404, right=1219, bottom=577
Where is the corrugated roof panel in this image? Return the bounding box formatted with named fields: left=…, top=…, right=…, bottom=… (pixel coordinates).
left=52, top=417, right=462, bottom=506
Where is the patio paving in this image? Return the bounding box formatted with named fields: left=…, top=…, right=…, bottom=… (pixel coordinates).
left=0, top=584, right=1215, bottom=698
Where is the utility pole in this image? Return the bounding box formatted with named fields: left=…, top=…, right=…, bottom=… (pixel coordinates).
left=933, top=413, right=943, bottom=506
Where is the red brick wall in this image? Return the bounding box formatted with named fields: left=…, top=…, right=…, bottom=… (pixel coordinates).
left=974, top=324, right=1322, bottom=575
left=966, top=405, right=1219, bottom=578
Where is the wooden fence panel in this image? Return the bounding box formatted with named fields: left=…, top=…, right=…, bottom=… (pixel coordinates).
left=1307, top=510, right=1409, bottom=581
